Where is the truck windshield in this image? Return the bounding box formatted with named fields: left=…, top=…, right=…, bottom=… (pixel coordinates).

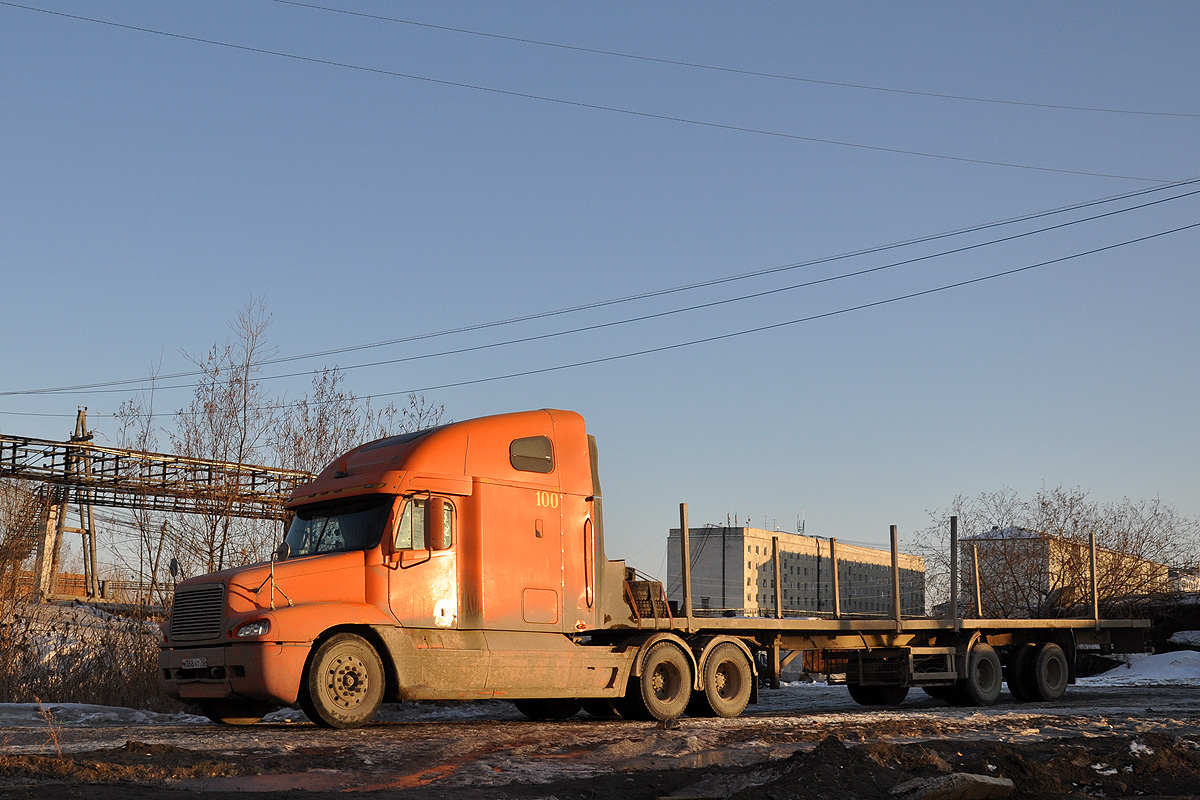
left=284, top=496, right=393, bottom=557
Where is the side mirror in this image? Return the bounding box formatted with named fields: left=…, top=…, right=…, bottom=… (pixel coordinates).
left=426, top=497, right=449, bottom=551
left=274, top=541, right=291, bottom=562
left=169, top=557, right=180, bottom=579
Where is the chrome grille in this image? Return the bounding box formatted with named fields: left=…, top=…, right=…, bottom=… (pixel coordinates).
left=169, top=583, right=225, bottom=642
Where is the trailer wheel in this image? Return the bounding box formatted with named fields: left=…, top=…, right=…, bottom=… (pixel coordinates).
left=847, top=683, right=909, bottom=706
left=921, top=685, right=954, bottom=701
left=1005, top=644, right=1035, bottom=702
left=634, top=642, right=693, bottom=721
left=953, top=643, right=1002, bottom=706
left=300, top=633, right=385, bottom=729
left=198, top=699, right=269, bottom=725
left=1029, top=643, right=1069, bottom=702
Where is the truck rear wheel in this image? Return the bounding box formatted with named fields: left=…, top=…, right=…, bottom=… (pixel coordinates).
left=1029, top=643, right=1069, bottom=702
left=695, top=643, right=753, bottom=718
left=300, top=633, right=385, bottom=729
left=513, top=699, right=582, bottom=720
left=847, top=683, right=909, bottom=706
left=628, top=642, right=692, bottom=721
left=199, top=699, right=269, bottom=725
left=951, top=643, right=1002, bottom=707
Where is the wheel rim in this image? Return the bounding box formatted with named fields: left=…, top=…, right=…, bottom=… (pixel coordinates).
left=715, top=662, right=740, bottom=701
left=975, top=655, right=998, bottom=692
left=326, top=653, right=370, bottom=709
left=652, top=662, right=681, bottom=701
left=1043, top=651, right=1066, bottom=692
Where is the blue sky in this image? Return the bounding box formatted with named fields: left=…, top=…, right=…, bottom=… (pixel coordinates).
left=1, top=1, right=1197, bottom=577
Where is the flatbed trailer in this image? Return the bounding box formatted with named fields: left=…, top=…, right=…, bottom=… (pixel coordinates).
left=159, top=409, right=1147, bottom=727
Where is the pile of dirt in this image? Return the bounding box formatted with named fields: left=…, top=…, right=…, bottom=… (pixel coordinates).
left=0, top=740, right=255, bottom=785
left=718, top=733, right=1200, bottom=800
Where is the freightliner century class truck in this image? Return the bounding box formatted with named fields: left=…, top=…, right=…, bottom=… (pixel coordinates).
left=159, top=409, right=1146, bottom=728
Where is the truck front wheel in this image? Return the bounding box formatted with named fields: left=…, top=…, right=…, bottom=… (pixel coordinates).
left=300, top=633, right=385, bottom=729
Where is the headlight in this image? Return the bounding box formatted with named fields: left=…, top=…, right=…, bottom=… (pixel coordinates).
left=236, top=620, right=270, bottom=637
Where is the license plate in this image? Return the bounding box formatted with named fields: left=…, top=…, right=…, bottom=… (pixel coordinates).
left=181, top=657, right=208, bottom=670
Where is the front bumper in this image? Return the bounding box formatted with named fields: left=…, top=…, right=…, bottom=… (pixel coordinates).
left=159, top=641, right=310, bottom=706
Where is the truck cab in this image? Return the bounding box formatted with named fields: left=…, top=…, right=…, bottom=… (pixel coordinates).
left=159, top=409, right=644, bottom=727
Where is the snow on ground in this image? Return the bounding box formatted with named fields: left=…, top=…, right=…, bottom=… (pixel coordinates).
left=1169, top=630, right=1200, bottom=647
left=1078, top=649, right=1200, bottom=687
left=1, top=650, right=1195, bottom=729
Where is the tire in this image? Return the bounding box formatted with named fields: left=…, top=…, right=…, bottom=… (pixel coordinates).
left=199, top=699, right=269, bottom=725
left=581, top=699, right=622, bottom=719
left=700, top=643, right=753, bottom=718
left=1005, top=644, right=1035, bottom=702
left=921, top=685, right=954, bottom=701
left=634, top=642, right=693, bottom=721
left=513, top=699, right=582, bottom=720
left=847, top=683, right=909, bottom=706
left=301, top=633, right=385, bottom=729
left=1029, top=643, right=1069, bottom=702
left=958, top=643, right=1003, bottom=707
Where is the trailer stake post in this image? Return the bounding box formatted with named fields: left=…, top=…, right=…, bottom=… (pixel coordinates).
left=890, top=525, right=902, bottom=631
left=679, top=503, right=693, bottom=633
left=972, top=544, right=983, bottom=618
left=950, top=516, right=959, bottom=631
left=830, top=537, right=841, bottom=620
left=773, top=536, right=783, bottom=620
left=1090, top=531, right=1100, bottom=629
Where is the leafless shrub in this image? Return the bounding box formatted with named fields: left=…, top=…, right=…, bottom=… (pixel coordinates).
left=0, top=603, right=175, bottom=711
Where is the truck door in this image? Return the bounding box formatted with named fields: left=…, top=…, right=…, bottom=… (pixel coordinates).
left=388, top=495, right=459, bottom=630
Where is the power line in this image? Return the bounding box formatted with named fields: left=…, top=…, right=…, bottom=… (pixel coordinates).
left=0, top=1, right=1164, bottom=184
left=15, top=183, right=1200, bottom=397
left=42, top=217, right=1186, bottom=421
left=6, top=177, right=1197, bottom=398
left=267, top=0, right=1200, bottom=120
left=348, top=220, right=1200, bottom=401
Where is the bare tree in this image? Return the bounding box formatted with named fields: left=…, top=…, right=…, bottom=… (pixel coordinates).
left=271, top=367, right=444, bottom=475
left=909, top=486, right=1199, bottom=617
left=113, top=379, right=173, bottom=608
left=169, top=299, right=279, bottom=573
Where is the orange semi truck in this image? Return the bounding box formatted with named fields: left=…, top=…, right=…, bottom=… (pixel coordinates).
left=159, top=409, right=1146, bottom=728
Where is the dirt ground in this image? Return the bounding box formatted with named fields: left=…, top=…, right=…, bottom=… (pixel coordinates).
left=2, top=683, right=1200, bottom=799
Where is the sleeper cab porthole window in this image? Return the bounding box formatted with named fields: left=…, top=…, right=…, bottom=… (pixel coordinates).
left=510, top=435, right=554, bottom=473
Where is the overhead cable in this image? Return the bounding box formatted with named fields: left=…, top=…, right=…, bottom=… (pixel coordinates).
left=5, top=177, right=1197, bottom=397
left=267, top=0, right=1200, bottom=120
left=0, top=1, right=1164, bottom=184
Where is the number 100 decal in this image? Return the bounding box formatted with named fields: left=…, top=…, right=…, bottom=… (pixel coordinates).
left=535, top=491, right=560, bottom=508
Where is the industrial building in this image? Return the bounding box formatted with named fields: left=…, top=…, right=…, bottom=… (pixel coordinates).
left=666, top=526, right=925, bottom=617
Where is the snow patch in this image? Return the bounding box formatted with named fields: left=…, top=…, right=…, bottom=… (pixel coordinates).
left=1078, top=650, right=1200, bottom=687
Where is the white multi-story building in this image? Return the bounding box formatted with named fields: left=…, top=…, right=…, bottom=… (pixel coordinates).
left=666, top=526, right=925, bottom=617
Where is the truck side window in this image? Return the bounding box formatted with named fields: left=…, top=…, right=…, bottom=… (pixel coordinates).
left=510, top=436, right=553, bottom=473
left=394, top=497, right=456, bottom=550
left=441, top=502, right=454, bottom=548
left=395, top=498, right=427, bottom=550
